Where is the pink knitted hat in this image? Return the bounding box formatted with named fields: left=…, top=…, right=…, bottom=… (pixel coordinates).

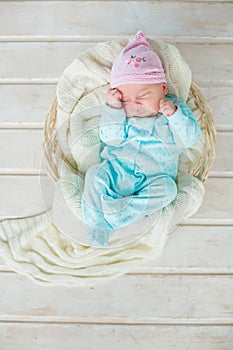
left=110, top=31, right=167, bottom=88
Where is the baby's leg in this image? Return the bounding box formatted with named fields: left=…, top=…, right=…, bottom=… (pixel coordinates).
left=82, top=163, right=177, bottom=245
left=81, top=159, right=141, bottom=245
left=81, top=164, right=113, bottom=247
left=138, top=174, right=177, bottom=214
left=104, top=174, right=177, bottom=229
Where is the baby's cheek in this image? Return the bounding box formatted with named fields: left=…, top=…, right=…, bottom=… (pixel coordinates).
left=148, top=99, right=160, bottom=112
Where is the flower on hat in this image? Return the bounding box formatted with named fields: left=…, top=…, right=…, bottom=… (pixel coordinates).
left=125, top=55, right=147, bottom=68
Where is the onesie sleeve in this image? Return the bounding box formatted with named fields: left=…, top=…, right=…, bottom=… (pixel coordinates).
left=166, top=96, right=202, bottom=149
left=99, top=104, right=126, bottom=146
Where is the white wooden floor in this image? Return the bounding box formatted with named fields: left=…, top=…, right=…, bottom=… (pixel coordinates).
left=0, top=1, right=233, bottom=349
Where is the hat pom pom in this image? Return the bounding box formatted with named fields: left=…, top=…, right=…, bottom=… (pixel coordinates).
left=135, top=31, right=145, bottom=40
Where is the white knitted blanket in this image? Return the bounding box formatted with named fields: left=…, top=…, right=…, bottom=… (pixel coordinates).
left=0, top=37, right=205, bottom=286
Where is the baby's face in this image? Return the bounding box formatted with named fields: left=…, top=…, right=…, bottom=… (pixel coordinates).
left=116, top=83, right=168, bottom=118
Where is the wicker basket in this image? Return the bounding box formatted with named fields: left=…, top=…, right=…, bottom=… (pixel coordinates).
left=43, top=81, right=216, bottom=185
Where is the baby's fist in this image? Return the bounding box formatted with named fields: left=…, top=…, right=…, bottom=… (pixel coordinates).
left=159, top=98, right=177, bottom=117
left=105, top=88, right=123, bottom=110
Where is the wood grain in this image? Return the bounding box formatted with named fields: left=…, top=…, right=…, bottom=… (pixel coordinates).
left=0, top=1, right=232, bottom=38
left=1, top=324, right=232, bottom=350
left=0, top=43, right=232, bottom=84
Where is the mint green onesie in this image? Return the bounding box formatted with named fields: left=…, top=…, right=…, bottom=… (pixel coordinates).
left=81, top=94, right=202, bottom=247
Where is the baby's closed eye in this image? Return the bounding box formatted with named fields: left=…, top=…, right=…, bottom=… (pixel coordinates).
left=122, top=94, right=148, bottom=103
left=138, top=93, right=148, bottom=98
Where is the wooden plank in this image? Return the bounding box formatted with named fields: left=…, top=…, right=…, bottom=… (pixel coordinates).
left=0, top=43, right=232, bottom=84
left=175, top=43, right=233, bottom=83
left=200, top=86, right=233, bottom=131
left=0, top=177, right=232, bottom=220
left=1, top=225, right=233, bottom=272
left=142, top=225, right=233, bottom=270
left=0, top=42, right=90, bottom=79
left=0, top=273, right=233, bottom=320
left=0, top=324, right=233, bottom=350
left=0, top=175, right=55, bottom=218
left=191, top=177, right=233, bottom=221
left=0, top=130, right=44, bottom=170
left=0, top=85, right=232, bottom=130
left=0, top=130, right=231, bottom=173
left=0, top=1, right=232, bottom=38
left=0, top=85, right=55, bottom=125
left=212, top=132, right=233, bottom=172
left=128, top=1, right=233, bottom=39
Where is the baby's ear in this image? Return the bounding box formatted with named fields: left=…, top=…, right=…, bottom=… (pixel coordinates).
left=162, top=83, right=168, bottom=95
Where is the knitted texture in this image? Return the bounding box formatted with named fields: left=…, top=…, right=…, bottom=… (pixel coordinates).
left=0, top=38, right=205, bottom=287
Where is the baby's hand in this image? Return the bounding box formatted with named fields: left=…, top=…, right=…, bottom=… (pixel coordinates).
left=159, top=98, right=177, bottom=117
left=105, top=88, right=123, bottom=110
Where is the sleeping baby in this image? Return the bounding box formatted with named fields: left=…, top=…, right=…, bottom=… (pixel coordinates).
left=81, top=31, right=202, bottom=247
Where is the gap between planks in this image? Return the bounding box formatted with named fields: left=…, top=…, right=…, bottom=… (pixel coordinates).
left=0, top=35, right=233, bottom=44
left=0, top=79, right=233, bottom=86
left=0, top=124, right=232, bottom=131
left=1, top=267, right=233, bottom=275
left=0, top=316, right=232, bottom=326
left=0, top=170, right=232, bottom=178
left=0, top=0, right=232, bottom=3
